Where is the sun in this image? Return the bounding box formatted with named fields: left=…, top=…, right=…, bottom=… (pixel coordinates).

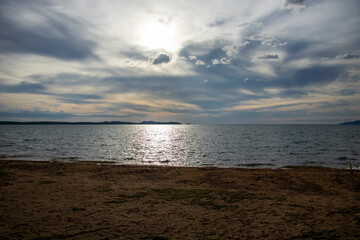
left=138, top=20, right=179, bottom=51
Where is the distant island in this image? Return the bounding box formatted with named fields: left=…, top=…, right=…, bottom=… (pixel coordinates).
left=0, top=120, right=182, bottom=125
left=339, top=120, right=360, bottom=125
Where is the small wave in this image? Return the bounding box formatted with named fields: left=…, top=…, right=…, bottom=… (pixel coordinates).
left=293, top=141, right=310, bottom=144
left=200, top=163, right=214, bottom=166
left=336, top=156, right=357, bottom=161
left=235, top=163, right=276, bottom=167
left=0, top=143, right=13, bottom=147
left=24, top=138, right=38, bottom=142
left=290, top=152, right=299, bottom=155
left=52, top=156, right=79, bottom=162
left=159, top=160, right=170, bottom=163
left=302, top=160, right=321, bottom=165
left=11, top=153, right=34, bottom=158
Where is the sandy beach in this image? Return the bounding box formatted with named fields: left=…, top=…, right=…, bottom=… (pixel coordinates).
left=0, top=160, right=359, bottom=239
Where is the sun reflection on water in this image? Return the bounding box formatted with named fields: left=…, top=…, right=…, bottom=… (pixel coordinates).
left=137, top=125, right=179, bottom=165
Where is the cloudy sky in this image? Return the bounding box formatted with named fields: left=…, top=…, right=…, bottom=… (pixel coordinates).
left=0, top=0, right=359, bottom=123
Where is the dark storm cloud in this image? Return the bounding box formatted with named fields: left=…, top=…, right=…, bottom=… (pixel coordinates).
left=151, top=53, right=171, bottom=65
left=0, top=1, right=96, bottom=60
left=257, top=54, right=279, bottom=60
left=0, top=81, right=46, bottom=93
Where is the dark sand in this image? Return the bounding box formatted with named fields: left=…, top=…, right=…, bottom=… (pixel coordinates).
left=0, top=160, right=359, bottom=240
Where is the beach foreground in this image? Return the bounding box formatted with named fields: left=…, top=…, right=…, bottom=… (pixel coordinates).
left=0, top=160, right=359, bottom=240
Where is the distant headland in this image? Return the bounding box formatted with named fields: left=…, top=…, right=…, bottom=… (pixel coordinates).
left=0, top=120, right=182, bottom=125
left=339, top=120, right=360, bottom=125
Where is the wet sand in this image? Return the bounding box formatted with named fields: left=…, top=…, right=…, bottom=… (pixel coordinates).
left=0, top=160, right=359, bottom=239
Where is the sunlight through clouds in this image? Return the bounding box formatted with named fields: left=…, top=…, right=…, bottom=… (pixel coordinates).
left=0, top=0, right=359, bottom=123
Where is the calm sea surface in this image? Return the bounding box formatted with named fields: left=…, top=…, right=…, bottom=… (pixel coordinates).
left=0, top=125, right=359, bottom=168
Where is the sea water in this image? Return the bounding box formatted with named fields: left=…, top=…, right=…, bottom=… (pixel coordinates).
left=0, top=124, right=359, bottom=168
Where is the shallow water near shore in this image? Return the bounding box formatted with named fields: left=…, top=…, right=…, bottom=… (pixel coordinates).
left=0, top=124, right=359, bottom=168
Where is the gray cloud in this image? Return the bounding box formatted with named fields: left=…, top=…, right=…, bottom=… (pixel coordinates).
left=55, top=93, right=103, bottom=105
left=0, top=81, right=46, bottom=93
left=60, top=93, right=102, bottom=100
left=158, top=14, right=175, bottom=25
left=179, top=42, right=229, bottom=67
left=283, top=0, right=307, bottom=12
left=257, top=54, right=279, bottom=60
left=285, top=0, right=307, bottom=5
left=340, top=89, right=358, bottom=96
left=195, top=60, right=206, bottom=66
left=0, top=79, right=103, bottom=105
left=28, top=73, right=101, bottom=87
left=0, top=110, right=74, bottom=120
left=151, top=53, right=171, bottom=65
left=336, top=53, right=360, bottom=59
left=0, top=109, right=144, bottom=121
left=119, top=48, right=149, bottom=61
left=0, top=1, right=96, bottom=60
left=279, top=65, right=344, bottom=88
left=279, top=90, right=309, bottom=98
left=212, top=58, right=231, bottom=65
left=119, top=46, right=163, bottom=62
left=208, top=19, right=228, bottom=27
left=177, top=38, right=348, bottom=100
left=246, top=35, right=287, bottom=48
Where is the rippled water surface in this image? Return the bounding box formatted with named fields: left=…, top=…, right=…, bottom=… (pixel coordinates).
left=0, top=124, right=359, bottom=168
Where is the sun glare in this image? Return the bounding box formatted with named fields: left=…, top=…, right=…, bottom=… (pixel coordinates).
left=138, top=20, right=179, bottom=51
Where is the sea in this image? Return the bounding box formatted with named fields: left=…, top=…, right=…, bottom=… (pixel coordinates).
left=0, top=124, right=359, bottom=169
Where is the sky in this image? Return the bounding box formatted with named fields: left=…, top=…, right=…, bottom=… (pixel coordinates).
left=0, top=0, right=359, bottom=124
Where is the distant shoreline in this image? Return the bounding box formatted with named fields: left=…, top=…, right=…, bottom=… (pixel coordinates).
left=339, top=120, right=360, bottom=125
left=0, top=120, right=182, bottom=125
left=0, top=120, right=359, bottom=125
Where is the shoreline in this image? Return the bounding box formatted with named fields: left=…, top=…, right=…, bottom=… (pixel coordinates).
left=1, top=160, right=359, bottom=239
left=0, top=157, right=355, bottom=170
